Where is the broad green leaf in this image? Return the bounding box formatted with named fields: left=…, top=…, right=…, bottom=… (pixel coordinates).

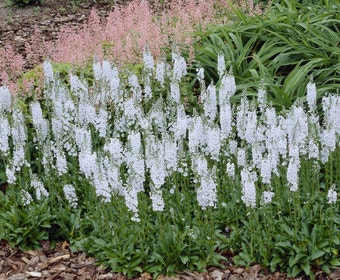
left=301, top=262, right=311, bottom=277
left=330, top=258, right=340, bottom=266
left=310, top=251, right=325, bottom=260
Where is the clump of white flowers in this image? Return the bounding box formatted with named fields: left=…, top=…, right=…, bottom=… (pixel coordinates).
left=327, top=185, right=337, bottom=204
left=63, top=184, right=78, bottom=208
left=21, top=190, right=33, bottom=206
left=1, top=50, right=339, bottom=220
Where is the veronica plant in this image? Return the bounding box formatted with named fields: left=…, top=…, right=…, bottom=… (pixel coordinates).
left=0, top=49, right=339, bottom=278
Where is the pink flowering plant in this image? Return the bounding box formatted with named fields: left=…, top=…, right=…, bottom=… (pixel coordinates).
left=1, top=0, right=234, bottom=101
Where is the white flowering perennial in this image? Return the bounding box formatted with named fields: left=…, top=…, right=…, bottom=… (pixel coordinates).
left=327, top=185, right=337, bottom=204
left=0, top=86, right=11, bottom=112
left=30, top=174, right=49, bottom=200
left=0, top=114, right=10, bottom=155
left=21, top=190, right=33, bottom=206
left=43, top=59, right=54, bottom=84
left=261, top=191, right=275, bottom=206
left=30, top=102, right=49, bottom=145
left=241, top=168, right=257, bottom=208
left=1, top=52, right=340, bottom=219
left=217, top=53, right=226, bottom=78
left=63, top=184, right=78, bottom=208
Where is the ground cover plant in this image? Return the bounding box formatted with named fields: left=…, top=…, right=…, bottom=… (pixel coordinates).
left=0, top=0, right=340, bottom=279
left=1, top=47, right=340, bottom=279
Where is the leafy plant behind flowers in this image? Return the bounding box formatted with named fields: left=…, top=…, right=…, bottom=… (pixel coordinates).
left=189, top=0, right=340, bottom=111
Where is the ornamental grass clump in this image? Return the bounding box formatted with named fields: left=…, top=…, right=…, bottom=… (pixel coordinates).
left=0, top=49, right=339, bottom=278
left=190, top=0, right=340, bottom=110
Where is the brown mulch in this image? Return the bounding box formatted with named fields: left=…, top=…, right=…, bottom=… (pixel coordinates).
left=0, top=1, right=339, bottom=279
left=0, top=238, right=336, bottom=280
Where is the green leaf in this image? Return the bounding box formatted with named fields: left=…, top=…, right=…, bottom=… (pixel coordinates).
left=270, top=256, right=283, bottom=271
left=238, top=251, right=253, bottom=265
left=321, top=265, right=331, bottom=274
left=179, top=255, right=189, bottom=265
left=290, top=265, right=302, bottom=277
left=275, top=241, right=292, bottom=248
left=310, top=250, right=325, bottom=260
left=330, top=258, right=340, bottom=266
left=150, top=252, right=166, bottom=266
left=301, top=262, right=311, bottom=277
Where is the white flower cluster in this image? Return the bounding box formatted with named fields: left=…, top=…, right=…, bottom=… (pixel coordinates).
left=0, top=114, right=10, bottom=156
left=63, top=184, right=78, bottom=208
left=0, top=86, right=11, bottom=112
left=21, top=190, right=33, bottom=206
left=327, top=185, right=337, bottom=205
left=1, top=50, right=339, bottom=218
left=30, top=174, right=49, bottom=200
left=241, top=168, right=257, bottom=208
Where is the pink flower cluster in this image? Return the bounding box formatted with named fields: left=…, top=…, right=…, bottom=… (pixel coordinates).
left=0, top=46, right=24, bottom=94
left=0, top=0, right=267, bottom=95
left=48, top=0, right=228, bottom=66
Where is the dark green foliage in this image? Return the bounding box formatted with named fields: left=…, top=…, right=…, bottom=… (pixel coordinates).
left=10, top=0, right=42, bottom=6
left=188, top=0, right=340, bottom=111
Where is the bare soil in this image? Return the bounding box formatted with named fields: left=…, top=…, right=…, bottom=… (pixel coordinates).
left=0, top=1, right=338, bottom=279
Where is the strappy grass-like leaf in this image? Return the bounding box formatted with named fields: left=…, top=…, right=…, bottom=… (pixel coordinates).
left=188, top=0, right=340, bottom=111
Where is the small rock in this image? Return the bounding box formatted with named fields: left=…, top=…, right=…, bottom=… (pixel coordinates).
left=211, top=270, right=224, bottom=280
